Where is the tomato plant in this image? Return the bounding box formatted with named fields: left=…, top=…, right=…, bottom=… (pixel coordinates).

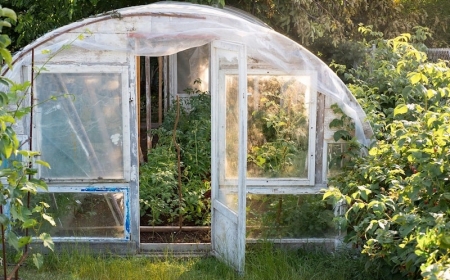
left=139, top=81, right=211, bottom=226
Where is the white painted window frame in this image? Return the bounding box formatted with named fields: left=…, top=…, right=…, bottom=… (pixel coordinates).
left=218, top=69, right=317, bottom=193
left=31, top=65, right=131, bottom=182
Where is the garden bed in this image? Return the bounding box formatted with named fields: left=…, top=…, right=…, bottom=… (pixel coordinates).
left=140, top=227, right=210, bottom=243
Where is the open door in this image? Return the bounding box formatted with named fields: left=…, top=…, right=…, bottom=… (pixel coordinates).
left=211, top=41, right=247, bottom=273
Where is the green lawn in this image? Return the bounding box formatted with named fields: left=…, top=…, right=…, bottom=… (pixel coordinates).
left=17, top=245, right=379, bottom=280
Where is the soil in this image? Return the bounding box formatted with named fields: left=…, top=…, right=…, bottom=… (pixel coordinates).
left=140, top=230, right=211, bottom=243
left=140, top=211, right=211, bottom=243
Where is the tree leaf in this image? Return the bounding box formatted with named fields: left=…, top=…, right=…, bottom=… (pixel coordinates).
left=410, top=72, right=422, bottom=84
left=394, top=104, right=408, bottom=116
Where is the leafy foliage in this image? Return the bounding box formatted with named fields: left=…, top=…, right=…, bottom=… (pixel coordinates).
left=0, top=7, right=54, bottom=270
left=139, top=81, right=211, bottom=226
left=225, top=0, right=450, bottom=54
left=247, top=195, right=335, bottom=239
left=323, top=28, right=450, bottom=279
left=4, top=0, right=450, bottom=57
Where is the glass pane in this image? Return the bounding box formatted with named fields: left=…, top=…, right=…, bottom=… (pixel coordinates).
left=327, top=142, right=349, bottom=178
left=36, top=73, right=124, bottom=179
left=246, top=194, right=337, bottom=239
left=33, top=192, right=125, bottom=238
left=247, top=75, right=310, bottom=178
left=218, top=49, right=240, bottom=212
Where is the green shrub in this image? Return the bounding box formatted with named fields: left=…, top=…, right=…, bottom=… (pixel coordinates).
left=324, top=27, right=450, bottom=279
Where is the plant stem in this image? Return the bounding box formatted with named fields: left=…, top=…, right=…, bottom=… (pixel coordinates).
left=0, top=205, right=7, bottom=280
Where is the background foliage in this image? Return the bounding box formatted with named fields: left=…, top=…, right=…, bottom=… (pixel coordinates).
left=3, top=0, right=450, bottom=61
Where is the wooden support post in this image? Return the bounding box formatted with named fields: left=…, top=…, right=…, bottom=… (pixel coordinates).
left=158, top=57, right=163, bottom=125
left=145, top=56, right=152, bottom=152
left=136, top=57, right=144, bottom=164
left=315, top=92, right=325, bottom=184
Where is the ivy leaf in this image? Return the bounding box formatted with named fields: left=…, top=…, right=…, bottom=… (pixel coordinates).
left=6, top=231, right=19, bottom=251
left=17, top=236, right=31, bottom=248
left=32, top=253, right=44, bottom=269
left=43, top=213, right=56, bottom=227
left=22, top=218, right=37, bottom=229
left=29, top=178, right=48, bottom=191
left=0, top=48, right=12, bottom=68
left=21, top=181, right=38, bottom=193
left=35, top=159, right=51, bottom=169
left=0, top=214, right=9, bottom=226
left=333, top=130, right=351, bottom=141
left=39, top=232, right=54, bottom=251
left=329, top=118, right=344, bottom=128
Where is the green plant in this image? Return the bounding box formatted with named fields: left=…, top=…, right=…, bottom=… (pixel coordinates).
left=18, top=244, right=379, bottom=280
left=139, top=80, right=211, bottom=226
left=323, top=28, right=450, bottom=279
left=247, top=195, right=335, bottom=239
left=0, top=6, right=54, bottom=273
left=140, top=145, right=178, bottom=225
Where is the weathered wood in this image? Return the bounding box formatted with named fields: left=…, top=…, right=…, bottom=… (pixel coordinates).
left=127, top=53, right=140, bottom=249
left=145, top=56, right=152, bottom=152
left=136, top=56, right=145, bottom=164
left=158, top=56, right=163, bottom=125
left=34, top=48, right=128, bottom=64
left=315, top=92, right=325, bottom=184
left=140, top=226, right=210, bottom=232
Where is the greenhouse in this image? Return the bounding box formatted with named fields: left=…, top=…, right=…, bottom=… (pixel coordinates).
left=1, top=1, right=372, bottom=272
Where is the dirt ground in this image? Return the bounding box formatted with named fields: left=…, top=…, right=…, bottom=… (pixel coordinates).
left=140, top=230, right=211, bottom=243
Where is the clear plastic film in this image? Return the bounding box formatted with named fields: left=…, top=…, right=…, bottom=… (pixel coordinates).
left=3, top=1, right=372, bottom=145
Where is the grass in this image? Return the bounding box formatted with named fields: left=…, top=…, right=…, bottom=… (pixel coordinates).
left=16, top=244, right=380, bottom=280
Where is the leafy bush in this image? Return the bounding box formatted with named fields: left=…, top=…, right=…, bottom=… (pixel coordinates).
left=324, top=27, right=450, bottom=279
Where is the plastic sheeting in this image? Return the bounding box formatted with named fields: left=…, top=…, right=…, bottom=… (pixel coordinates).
left=35, top=72, right=124, bottom=179
left=3, top=1, right=372, bottom=145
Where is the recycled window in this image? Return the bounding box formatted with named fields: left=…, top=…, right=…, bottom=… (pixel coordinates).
left=247, top=74, right=313, bottom=180
left=247, top=72, right=316, bottom=186
left=217, top=70, right=316, bottom=187
left=32, top=192, right=126, bottom=238
left=246, top=194, right=337, bottom=239
left=34, top=67, right=129, bottom=181
left=325, top=142, right=350, bottom=180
